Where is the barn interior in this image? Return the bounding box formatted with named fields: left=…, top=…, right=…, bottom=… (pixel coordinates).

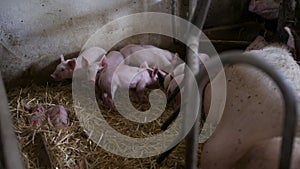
left=1, top=0, right=300, bottom=169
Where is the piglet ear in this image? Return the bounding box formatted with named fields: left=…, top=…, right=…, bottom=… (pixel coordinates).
left=284, top=26, right=295, bottom=49
left=81, top=57, right=88, bottom=69
left=97, top=66, right=104, bottom=72
left=60, top=54, right=65, bottom=62
left=140, top=61, right=149, bottom=68
left=151, top=65, right=159, bottom=78
left=100, top=55, right=108, bottom=67
left=157, top=69, right=167, bottom=77
left=68, top=58, right=77, bottom=70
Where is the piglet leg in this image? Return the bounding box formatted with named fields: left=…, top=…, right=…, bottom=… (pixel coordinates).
left=135, top=80, right=147, bottom=102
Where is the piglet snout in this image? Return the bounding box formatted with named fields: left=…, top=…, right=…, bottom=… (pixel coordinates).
left=51, top=73, right=61, bottom=81
left=50, top=73, right=56, bottom=79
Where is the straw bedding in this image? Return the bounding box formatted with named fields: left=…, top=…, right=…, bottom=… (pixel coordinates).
left=7, top=82, right=201, bottom=169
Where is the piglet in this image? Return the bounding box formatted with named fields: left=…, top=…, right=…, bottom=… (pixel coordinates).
left=99, top=51, right=124, bottom=68
left=163, top=53, right=209, bottom=108
left=45, top=105, right=69, bottom=128
left=248, top=0, right=280, bottom=19
left=163, top=63, right=184, bottom=89
left=120, top=44, right=179, bottom=72
left=98, top=57, right=160, bottom=109
left=24, top=104, right=46, bottom=127
left=96, top=51, right=125, bottom=104
left=163, top=53, right=209, bottom=89
left=50, top=54, right=75, bottom=80
left=51, top=47, right=106, bottom=82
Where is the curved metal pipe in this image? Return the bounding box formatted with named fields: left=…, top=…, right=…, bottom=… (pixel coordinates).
left=197, top=52, right=298, bottom=169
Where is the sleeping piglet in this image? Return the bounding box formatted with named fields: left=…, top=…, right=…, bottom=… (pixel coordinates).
left=24, top=104, right=69, bottom=128
left=45, top=105, right=69, bottom=128
left=24, top=104, right=47, bottom=127
left=120, top=44, right=179, bottom=72
left=51, top=47, right=106, bottom=82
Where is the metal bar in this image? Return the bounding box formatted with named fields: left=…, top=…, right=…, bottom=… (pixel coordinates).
left=196, top=52, right=298, bottom=169
left=171, top=0, right=179, bottom=44
left=0, top=72, right=24, bottom=169
left=184, top=104, right=200, bottom=169
left=183, top=0, right=190, bottom=19
left=184, top=0, right=212, bottom=168
left=189, top=0, right=212, bottom=29
left=157, top=0, right=212, bottom=166
left=183, top=49, right=200, bottom=169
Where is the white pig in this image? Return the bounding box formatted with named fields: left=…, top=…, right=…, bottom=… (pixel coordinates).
left=200, top=45, right=300, bottom=169
left=51, top=47, right=106, bottom=82
left=234, top=137, right=300, bottom=169
left=120, top=44, right=179, bottom=72
left=97, top=57, right=159, bottom=109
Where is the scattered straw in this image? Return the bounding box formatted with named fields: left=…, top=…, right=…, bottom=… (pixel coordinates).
left=7, top=82, right=201, bottom=169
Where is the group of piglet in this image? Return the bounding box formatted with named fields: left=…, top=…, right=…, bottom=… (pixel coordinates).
left=25, top=44, right=182, bottom=128
left=51, top=44, right=185, bottom=110
left=24, top=104, right=68, bottom=128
